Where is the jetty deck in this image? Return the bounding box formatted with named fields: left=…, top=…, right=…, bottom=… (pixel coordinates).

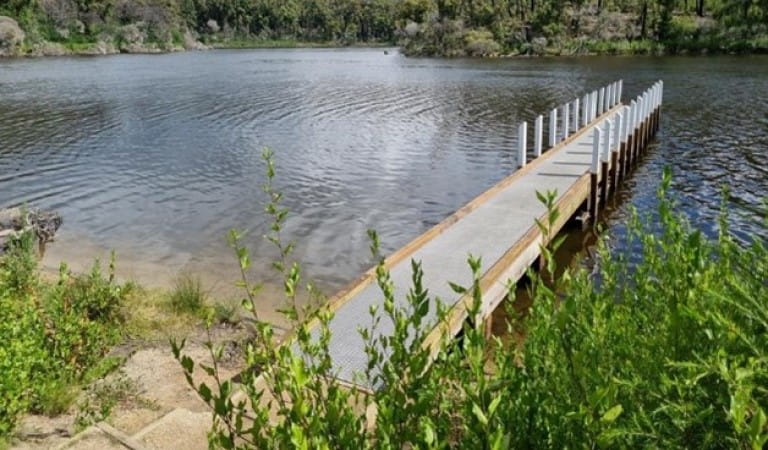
left=304, top=80, right=664, bottom=389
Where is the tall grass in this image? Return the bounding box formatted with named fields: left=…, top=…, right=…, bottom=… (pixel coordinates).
left=175, top=153, right=768, bottom=448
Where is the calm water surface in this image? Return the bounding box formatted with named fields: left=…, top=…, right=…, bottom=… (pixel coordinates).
left=1, top=50, right=766, bottom=296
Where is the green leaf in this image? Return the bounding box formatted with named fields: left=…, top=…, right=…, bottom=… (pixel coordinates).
left=472, top=403, right=488, bottom=426
left=600, top=404, right=623, bottom=424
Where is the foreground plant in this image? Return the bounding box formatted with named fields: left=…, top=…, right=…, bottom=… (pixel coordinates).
left=0, top=232, right=130, bottom=437
left=176, top=161, right=767, bottom=448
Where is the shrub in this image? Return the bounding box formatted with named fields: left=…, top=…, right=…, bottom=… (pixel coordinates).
left=464, top=29, right=500, bottom=56
left=0, top=232, right=129, bottom=436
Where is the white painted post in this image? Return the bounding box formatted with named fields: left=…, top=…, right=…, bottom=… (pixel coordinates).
left=572, top=98, right=580, bottom=131
left=605, top=84, right=612, bottom=110
left=592, top=91, right=598, bottom=120
left=613, top=111, right=622, bottom=152
left=659, top=80, right=664, bottom=106
left=591, top=127, right=601, bottom=174
left=582, top=94, right=589, bottom=126
left=563, top=103, right=570, bottom=140
left=549, top=108, right=557, bottom=147
left=622, top=105, right=631, bottom=142
left=534, top=115, right=543, bottom=157
left=598, top=87, right=605, bottom=115
left=518, top=121, right=527, bottom=168
left=630, top=100, right=638, bottom=132
left=642, top=92, right=648, bottom=120
left=602, top=119, right=613, bottom=163
left=609, top=83, right=615, bottom=107
left=618, top=80, right=623, bottom=105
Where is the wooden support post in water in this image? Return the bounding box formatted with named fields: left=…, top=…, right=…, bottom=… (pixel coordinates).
left=534, top=115, right=543, bottom=157
left=600, top=119, right=612, bottom=208
left=549, top=108, right=557, bottom=147
left=589, top=127, right=601, bottom=224
left=517, top=121, right=527, bottom=168
left=563, top=103, right=570, bottom=140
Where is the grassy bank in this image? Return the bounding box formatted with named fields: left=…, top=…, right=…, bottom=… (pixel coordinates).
left=175, top=163, right=768, bottom=448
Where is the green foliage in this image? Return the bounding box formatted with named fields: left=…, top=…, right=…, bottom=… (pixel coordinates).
left=0, top=232, right=130, bottom=437
left=178, top=163, right=768, bottom=448
left=3, top=0, right=768, bottom=55
left=170, top=272, right=207, bottom=314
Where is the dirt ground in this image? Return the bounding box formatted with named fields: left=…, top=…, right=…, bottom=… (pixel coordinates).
left=10, top=323, right=249, bottom=450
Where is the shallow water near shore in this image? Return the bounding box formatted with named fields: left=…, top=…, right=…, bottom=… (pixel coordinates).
left=1, top=49, right=766, bottom=301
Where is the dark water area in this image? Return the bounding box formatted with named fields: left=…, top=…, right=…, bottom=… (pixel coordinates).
left=0, top=49, right=766, bottom=296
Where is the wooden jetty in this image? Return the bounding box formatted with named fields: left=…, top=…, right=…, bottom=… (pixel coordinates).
left=302, top=80, right=664, bottom=390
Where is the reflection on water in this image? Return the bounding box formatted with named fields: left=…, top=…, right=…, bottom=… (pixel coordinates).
left=0, top=50, right=766, bottom=295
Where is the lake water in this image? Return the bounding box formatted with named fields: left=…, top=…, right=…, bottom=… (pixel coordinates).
left=1, top=49, right=766, bottom=298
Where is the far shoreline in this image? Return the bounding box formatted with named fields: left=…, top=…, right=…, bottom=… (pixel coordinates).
left=2, top=38, right=768, bottom=61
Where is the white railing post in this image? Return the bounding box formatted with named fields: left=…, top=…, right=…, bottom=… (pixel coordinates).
left=659, top=80, right=664, bottom=106
left=518, top=121, right=527, bottom=168
left=549, top=108, right=557, bottom=147
left=563, top=103, right=570, bottom=140
left=534, top=115, right=543, bottom=157
left=591, top=127, right=601, bottom=175
left=622, top=105, right=630, bottom=142
left=602, top=119, right=613, bottom=164
left=592, top=91, right=598, bottom=120
left=598, top=87, right=605, bottom=115
left=572, top=98, right=580, bottom=131
left=618, top=80, right=623, bottom=105
left=582, top=94, right=589, bottom=126
left=613, top=111, right=622, bottom=152
left=630, top=99, right=638, bottom=132
left=609, top=83, right=615, bottom=107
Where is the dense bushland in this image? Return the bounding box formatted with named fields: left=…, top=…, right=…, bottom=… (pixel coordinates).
left=0, top=230, right=130, bottom=438
left=1, top=0, right=767, bottom=56
left=175, top=156, right=768, bottom=448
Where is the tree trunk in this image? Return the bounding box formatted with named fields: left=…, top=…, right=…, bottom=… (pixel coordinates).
left=696, top=0, right=704, bottom=17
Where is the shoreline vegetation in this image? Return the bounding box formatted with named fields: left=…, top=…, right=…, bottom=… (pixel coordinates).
left=2, top=1, right=768, bottom=59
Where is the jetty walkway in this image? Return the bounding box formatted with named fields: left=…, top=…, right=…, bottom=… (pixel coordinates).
left=307, top=80, right=665, bottom=389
